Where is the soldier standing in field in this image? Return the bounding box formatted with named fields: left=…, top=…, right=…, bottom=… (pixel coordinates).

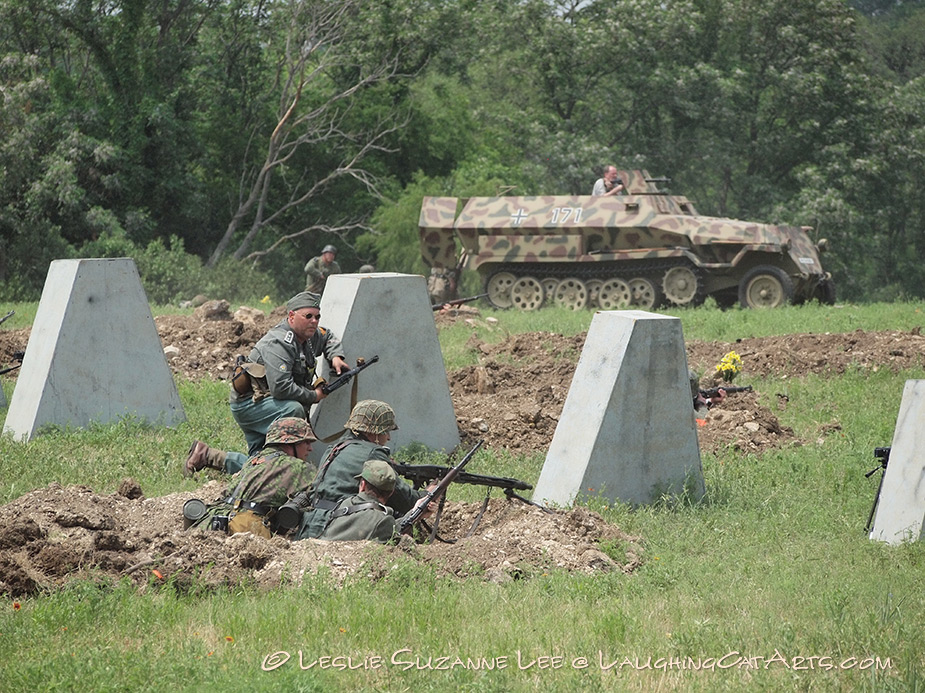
left=184, top=291, right=349, bottom=475
left=186, top=418, right=318, bottom=538
left=295, top=400, right=431, bottom=540
left=304, top=244, right=341, bottom=293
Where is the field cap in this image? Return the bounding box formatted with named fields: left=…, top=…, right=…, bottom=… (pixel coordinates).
left=287, top=291, right=321, bottom=311
left=356, top=459, right=397, bottom=493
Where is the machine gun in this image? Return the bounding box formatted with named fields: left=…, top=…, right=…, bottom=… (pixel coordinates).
left=394, top=442, right=549, bottom=541
left=391, top=461, right=537, bottom=505
left=399, top=440, right=483, bottom=536
left=432, top=294, right=488, bottom=311
left=319, top=355, right=379, bottom=395
left=700, top=384, right=753, bottom=398
left=865, top=446, right=891, bottom=534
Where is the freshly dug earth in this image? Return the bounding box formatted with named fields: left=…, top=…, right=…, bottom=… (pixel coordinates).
left=0, top=480, right=641, bottom=597
left=2, top=305, right=924, bottom=596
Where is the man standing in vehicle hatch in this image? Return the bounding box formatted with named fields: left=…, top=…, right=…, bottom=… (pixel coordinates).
left=592, top=165, right=625, bottom=197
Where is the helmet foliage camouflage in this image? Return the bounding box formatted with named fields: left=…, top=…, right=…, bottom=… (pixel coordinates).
left=345, top=400, right=399, bottom=435
left=265, top=417, right=317, bottom=446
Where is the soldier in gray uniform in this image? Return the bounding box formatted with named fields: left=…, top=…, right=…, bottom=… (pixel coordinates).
left=296, top=400, right=428, bottom=540
left=184, top=291, right=348, bottom=475
left=304, top=244, right=341, bottom=293
left=319, top=460, right=405, bottom=542
left=186, top=417, right=318, bottom=538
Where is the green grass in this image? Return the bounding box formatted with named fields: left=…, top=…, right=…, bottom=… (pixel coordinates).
left=2, top=300, right=925, bottom=690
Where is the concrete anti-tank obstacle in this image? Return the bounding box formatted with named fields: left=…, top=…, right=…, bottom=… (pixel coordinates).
left=532, top=310, right=704, bottom=507
left=3, top=258, right=186, bottom=441
left=306, top=272, right=460, bottom=463
left=869, top=379, right=925, bottom=545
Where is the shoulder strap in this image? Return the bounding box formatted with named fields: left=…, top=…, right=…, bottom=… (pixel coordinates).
left=322, top=500, right=383, bottom=532
left=309, top=439, right=360, bottom=504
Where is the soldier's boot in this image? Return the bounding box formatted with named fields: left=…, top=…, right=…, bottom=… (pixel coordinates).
left=183, top=441, right=227, bottom=476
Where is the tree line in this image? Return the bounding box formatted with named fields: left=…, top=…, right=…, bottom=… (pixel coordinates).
left=1, top=0, right=924, bottom=303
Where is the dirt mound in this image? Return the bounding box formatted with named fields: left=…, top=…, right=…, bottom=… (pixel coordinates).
left=6, top=312, right=921, bottom=457
left=686, top=328, right=925, bottom=379
left=0, top=481, right=642, bottom=597
left=448, top=330, right=798, bottom=456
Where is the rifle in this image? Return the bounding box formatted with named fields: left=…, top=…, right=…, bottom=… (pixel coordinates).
left=398, top=440, right=483, bottom=536
left=0, top=363, right=21, bottom=377
left=865, top=446, right=890, bottom=534
left=0, top=351, right=23, bottom=377
left=0, top=310, right=13, bottom=327
left=700, top=384, right=753, bottom=398
left=320, top=355, right=379, bottom=395
left=432, top=293, right=489, bottom=311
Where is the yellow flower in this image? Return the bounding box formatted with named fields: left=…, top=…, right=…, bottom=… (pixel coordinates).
left=715, top=351, right=743, bottom=383
left=260, top=295, right=271, bottom=304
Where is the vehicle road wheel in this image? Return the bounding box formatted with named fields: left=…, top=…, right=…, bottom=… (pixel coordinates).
left=662, top=266, right=699, bottom=306
left=629, top=277, right=661, bottom=309
left=553, top=277, right=588, bottom=310
left=511, top=276, right=545, bottom=311
left=486, top=272, right=516, bottom=309
left=585, top=279, right=604, bottom=308
left=738, top=265, right=794, bottom=309
left=597, top=279, right=632, bottom=309
left=541, top=278, right=559, bottom=305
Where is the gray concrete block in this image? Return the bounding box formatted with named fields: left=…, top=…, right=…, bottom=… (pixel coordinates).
left=308, top=273, right=459, bottom=460
left=532, top=310, right=703, bottom=507
left=869, top=379, right=925, bottom=544
left=3, top=259, right=185, bottom=441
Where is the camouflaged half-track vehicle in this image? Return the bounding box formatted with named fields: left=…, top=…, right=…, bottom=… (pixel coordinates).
left=420, top=169, right=835, bottom=311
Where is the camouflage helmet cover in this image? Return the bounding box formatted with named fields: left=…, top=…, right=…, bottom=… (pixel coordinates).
left=345, top=399, right=399, bottom=435
left=265, top=417, right=317, bottom=446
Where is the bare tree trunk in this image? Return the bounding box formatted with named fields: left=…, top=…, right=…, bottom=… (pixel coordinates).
left=206, top=0, right=403, bottom=268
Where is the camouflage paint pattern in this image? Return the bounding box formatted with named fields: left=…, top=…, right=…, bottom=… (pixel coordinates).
left=419, top=169, right=832, bottom=308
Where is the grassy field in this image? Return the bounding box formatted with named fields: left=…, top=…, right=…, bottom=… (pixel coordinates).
left=2, top=300, right=925, bottom=691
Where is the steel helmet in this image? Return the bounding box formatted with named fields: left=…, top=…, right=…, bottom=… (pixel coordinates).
left=345, top=400, right=399, bottom=435
left=265, top=417, right=317, bottom=446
